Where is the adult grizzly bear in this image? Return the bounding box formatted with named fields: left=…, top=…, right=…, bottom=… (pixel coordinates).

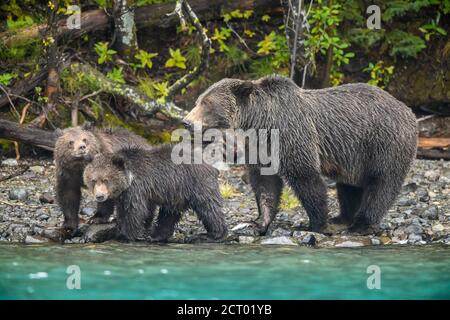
left=54, top=124, right=148, bottom=239
left=83, top=145, right=227, bottom=241
left=183, top=75, right=417, bottom=235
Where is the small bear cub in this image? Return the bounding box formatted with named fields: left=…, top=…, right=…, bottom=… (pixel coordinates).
left=83, top=145, right=227, bottom=241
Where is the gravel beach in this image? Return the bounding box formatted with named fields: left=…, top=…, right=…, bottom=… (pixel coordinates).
left=0, top=157, right=449, bottom=247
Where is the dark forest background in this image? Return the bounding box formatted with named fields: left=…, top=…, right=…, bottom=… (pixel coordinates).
left=0, top=0, right=449, bottom=158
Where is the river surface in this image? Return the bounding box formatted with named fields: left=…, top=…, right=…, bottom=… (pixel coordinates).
left=0, top=243, right=449, bottom=299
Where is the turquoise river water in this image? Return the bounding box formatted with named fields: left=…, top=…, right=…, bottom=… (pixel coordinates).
left=0, top=243, right=449, bottom=299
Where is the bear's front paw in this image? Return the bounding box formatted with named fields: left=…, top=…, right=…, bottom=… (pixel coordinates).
left=348, top=223, right=380, bottom=236
left=185, top=233, right=224, bottom=243
left=329, top=216, right=352, bottom=226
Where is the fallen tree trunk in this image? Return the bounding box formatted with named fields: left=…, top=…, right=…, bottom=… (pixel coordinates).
left=0, top=119, right=57, bottom=151
left=416, top=149, right=450, bottom=161
left=0, top=0, right=280, bottom=47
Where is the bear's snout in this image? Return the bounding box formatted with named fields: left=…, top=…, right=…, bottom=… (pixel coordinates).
left=93, top=183, right=109, bottom=202
left=95, top=194, right=106, bottom=202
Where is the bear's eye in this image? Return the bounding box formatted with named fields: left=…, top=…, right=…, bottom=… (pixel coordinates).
left=69, top=141, right=74, bottom=146
left=91, top=179, right=97, bottom=184
left=82, top=138, right=87, bottom=143
left=103, top=179, right=108, bottom=184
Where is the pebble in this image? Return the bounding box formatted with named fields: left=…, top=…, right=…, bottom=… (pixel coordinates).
left=1, top=158, right=18, bottom=166
left=8, top=188, right=30, bottom=201
left=421, top=207, right=439, bottom=220
left=270, top=228, right=292, bottom=237
left=432, top=224, right=444, bottom=232
left=239, top=236, right=256, bottom=244
left=261, top=236, right=297, bottom=246
left=80, top=207, right=96, bottom=216
left=334, top=241, right=365, bottom=247
left=408, top=233, right=423, bottom=242
left=29, top=166, right=45, bottom=174
left=396, top=198, right=416, bottom=206
left=424, top=170, right=441, bottom=181
left=37, top=214, right=50, bottom=221
left=24, top=235, right=48, bottom=244
left=39, top=193, right=54, bottom=204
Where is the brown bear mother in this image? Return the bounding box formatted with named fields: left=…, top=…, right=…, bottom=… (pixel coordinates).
left=54, top=124, right=148, bottom=239
left=183, top=75, right=418, bottom=235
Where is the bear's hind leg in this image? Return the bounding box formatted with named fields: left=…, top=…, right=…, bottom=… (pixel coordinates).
left=349, top=177, right=402, bottom=235
left=330, top=183, right=363, bottom=226
left=288, top=171, right=329, bottom=233
left=248, top=168, right=283, bottom=235
left=149, top=207, right=182, bottom=242
left=89, top=200, right=114, bottom=224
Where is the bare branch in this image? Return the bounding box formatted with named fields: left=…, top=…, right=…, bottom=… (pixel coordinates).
left=165, top=0, right=211, bottom=102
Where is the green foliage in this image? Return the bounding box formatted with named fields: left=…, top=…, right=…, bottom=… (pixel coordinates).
left=152, top=81, right=169, bottom=102
left=94, top=0, right=112, bottom=8
left=306, top=0, right=354, bottom=85
left=224, top=45, right=248, bottom=74
left=6, top=15, right=34, bottom=31
left=0, top=72, right=18, bottom=86
left=364, top=61, right=394, bottom=89
left=261, top=14, right=271, bottom=22
left=165, top=48, right=187, bottom=69
left=383, top=0, right=434, bottom=22
left=387, top=30, right=426, bottom=58
left=134, top=50, right=158, bottom=69
left=136, top=0, right=175, bottom=6
left=280, top=188, right=300, bottom=210
left=419, top=16, right=447, bottom=41
left=347, top=28, right=385, bottom=49
left=220, top=182, right=239, bottom=199
left=106, top=67, right=125, bottom=84
left=94, top=42, right=117, bottom=64
left=185, top=45, right=202, bottom=67
left=138, top=77, right=157, bottom=99
left=257, top=31, right=278, bottom=55
left=223, top=9, right=253, bottom=22
left=211, top=27, right=232, bottom=52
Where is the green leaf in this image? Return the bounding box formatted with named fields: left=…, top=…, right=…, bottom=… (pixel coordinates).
left=165, top=48, right=187, bottom=69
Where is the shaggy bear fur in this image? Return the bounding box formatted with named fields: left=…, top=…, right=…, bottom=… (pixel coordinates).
left=54, top=124, right=148, bottom=238
left=183, top=75, right=418, bottom=235
left=82, top=145, right=227, bottom=241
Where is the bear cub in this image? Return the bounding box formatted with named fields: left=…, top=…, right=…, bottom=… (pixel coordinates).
left=54, top=123, right=148, bottom=239
left=83, top=145, right=227, bottom=241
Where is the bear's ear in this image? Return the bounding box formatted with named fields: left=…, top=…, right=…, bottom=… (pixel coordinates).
left=232, top=81, right=254, bottom=100
left=81, top=121, right=93, bottom=131
left=111, top=155, right=125, bottom=170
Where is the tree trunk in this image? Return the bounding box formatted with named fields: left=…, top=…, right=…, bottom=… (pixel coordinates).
left=113, top=0, right=139, bottom=59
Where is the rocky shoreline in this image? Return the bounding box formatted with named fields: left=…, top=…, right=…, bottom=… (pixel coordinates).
left=0, top=157, right=449, bottom=247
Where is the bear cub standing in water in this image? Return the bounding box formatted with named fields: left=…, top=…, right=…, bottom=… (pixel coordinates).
left=83, top=145, right=227, bottom=241
left=54, top=123, right=148, bottom=239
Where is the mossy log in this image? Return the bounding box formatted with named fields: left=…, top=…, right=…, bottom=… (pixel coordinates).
left=69, top=62, right=186, bottom=120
